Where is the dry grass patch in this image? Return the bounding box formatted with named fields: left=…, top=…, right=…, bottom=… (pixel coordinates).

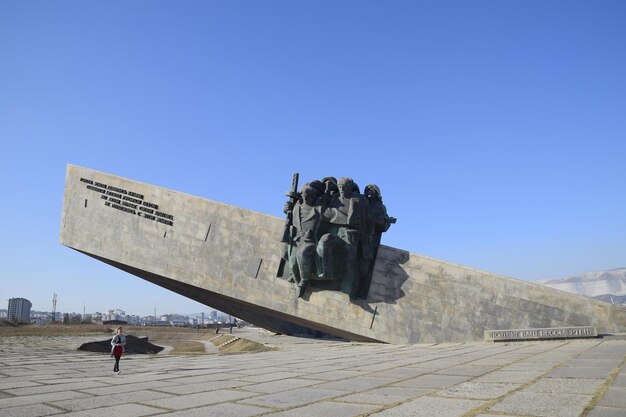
left=123, top=327, right=218, bottom=355
left=0, top=323, right=111, bottom=336
left=169, top=341, right=208, bottom=355
left=210, top=335, right=278, bottom=354
left=0, top=324, right=276, bottom=356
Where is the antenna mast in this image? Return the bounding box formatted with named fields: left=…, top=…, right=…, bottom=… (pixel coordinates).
left=52, top=293, right=57, bottom=322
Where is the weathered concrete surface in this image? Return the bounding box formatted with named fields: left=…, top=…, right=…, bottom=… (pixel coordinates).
left=60, top=165, right=626, bottom=344
left=1, top=330, right=626, bottom=417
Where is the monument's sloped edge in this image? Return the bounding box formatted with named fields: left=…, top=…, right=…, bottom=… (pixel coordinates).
left=379, top=244, right=621, bottom=309
left=63, top=163, right=285, bottom=222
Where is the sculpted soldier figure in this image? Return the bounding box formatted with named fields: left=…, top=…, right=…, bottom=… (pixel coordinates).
left=365, top=184, right=396, bottom=252
left=285, top=182, right=324, bottom=296
left=281, top=174, right=395, bottom=300
left=358, top=184, right=397, bottom=298
left=317, top=177, right=369, bottom=298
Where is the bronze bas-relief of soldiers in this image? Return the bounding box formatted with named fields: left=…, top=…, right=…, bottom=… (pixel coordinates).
left=282, top=175, right=395, bottom=300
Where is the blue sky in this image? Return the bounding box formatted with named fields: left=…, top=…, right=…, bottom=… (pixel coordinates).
left=1, top=1, right=625, bottom=316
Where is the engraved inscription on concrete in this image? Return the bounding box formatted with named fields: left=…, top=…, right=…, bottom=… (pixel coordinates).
left=80, top=177, right=174, bottom=226
left=485, top=326, right=597, bottom=341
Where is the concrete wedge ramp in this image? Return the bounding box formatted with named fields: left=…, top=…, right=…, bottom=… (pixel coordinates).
left=60, top=165, right=626, bottom=344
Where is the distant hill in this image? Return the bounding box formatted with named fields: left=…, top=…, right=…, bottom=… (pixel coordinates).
left=539, top=268, right=626, bottom=300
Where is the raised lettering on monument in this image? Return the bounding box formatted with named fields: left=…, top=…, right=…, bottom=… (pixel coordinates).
left=80, top=177, right=174, bottom=227
left=484, top=326, right=597, bottom=341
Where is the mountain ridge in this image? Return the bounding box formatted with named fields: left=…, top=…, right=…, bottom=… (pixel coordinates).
left=539, top=267, right=626, bottom=298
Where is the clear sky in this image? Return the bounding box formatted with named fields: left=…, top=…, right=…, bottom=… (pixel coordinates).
left=1, top=1, right=625, bottom=316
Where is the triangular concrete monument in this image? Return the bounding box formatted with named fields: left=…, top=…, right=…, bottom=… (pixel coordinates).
left=60, top=165, right=626, bottom=343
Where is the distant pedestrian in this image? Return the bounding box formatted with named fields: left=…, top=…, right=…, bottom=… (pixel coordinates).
left=110, top=326, right=126, bottom=374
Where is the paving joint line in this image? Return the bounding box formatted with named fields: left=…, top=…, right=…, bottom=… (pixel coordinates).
left=459, top=339, right=615, bottom=417
left=272, top=343, right=550, bottom=416
left=579, top=342, right=626, bottom=417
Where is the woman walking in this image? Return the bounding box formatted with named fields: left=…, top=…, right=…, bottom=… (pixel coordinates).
left=110, top=326, right=126, bottom=374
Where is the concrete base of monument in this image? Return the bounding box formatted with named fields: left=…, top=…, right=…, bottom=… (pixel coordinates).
left=60, top=165, right=626, bottom=344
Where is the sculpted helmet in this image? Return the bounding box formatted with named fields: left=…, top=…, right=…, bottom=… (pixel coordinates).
left=365, top=184, right=382, bottom=200
left=307, top=180, right=325, bottom=195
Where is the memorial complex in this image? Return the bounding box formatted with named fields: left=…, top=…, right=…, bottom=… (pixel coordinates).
left=60, top=165, right=626, bottom=344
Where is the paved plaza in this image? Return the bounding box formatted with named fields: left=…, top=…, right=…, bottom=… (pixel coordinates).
left=1, top=330, right=625, bottom=417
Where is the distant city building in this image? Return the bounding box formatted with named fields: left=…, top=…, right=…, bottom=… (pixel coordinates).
left=160, top=314, right=188, bottom=326
left=103, top=308, right=126, bottom=322
left=1, top=306, right=231, bottom=327
left=30, top=310, right=53, bottom=323
left=7, top=298, right=32, bottom=323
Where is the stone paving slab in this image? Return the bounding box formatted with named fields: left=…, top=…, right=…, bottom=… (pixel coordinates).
left=474, top=370, right=544, bottom=383
left=49, top=389, right=174, bottom=412
left=490, top=391, right=593, bottom=417
left=154, top=379, right=252, bottom=395
left=597, top=386, right=626, bottom=408
left=153, top=403, right=269, bottom=417
left=141, top=389, right=257, bottom=410
left=237, top=387, right=339, bottom=408
left=230, top=367, right=296, bottom=377
left=547, top=366, right=615, bottom=379
left=524, top=377, right=603, bottom=394
left=498, top=361, right=558, bottom=372
left=1, top=332, right=625, bottom=417
left=261, top=401, right=379, bottom=417
left=77, top=380, right=175, bottom=395
left=587, top=405, right=626, bottom=417
left=469, top=357, right=519, bottom=366
left=352, top=362, right=399, bottom=372
left=0, top=381, right=43, bottom=390
left=437, top=381, right=520, bottom=399
left=0, top=390, right=92, bottom=409
left=613, top=373, right=626, bottom=387
left=5, top=380, right=106, bottom=396
left=0, top=403, right=63, bottom=417
left=433, top=365, right=499, bottom=377
left=335, top=387, right=434, bottom=405
left=566, top=359, right=623, bottom=367
left=237, top=371, right=303, bottom=383
left=303, top=370, right=365, bottom=381
left=365, top=366, right=432, bottom=379
left=367, top=396, right=484, bottom=417
left=312, top=376, right=394, bottom=392
left=158, top=373, right=235, bottom=385
left=50, top=403, right=163, bottom=417
left=238, top=377, right=321, bottom=394
left=474, top=414, right=517, bottom=417
left=391, top=374, right=472, bottom=389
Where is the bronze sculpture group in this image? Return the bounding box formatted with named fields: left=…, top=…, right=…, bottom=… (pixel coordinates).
left=281, top=175, right=395, bottom=299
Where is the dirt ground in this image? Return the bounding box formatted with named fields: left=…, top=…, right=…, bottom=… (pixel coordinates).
left=209, top=334, right=278, bottom=354
left=0, top=323, right=276, bottom=355
left=0, top=322, right=111, bottom=336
